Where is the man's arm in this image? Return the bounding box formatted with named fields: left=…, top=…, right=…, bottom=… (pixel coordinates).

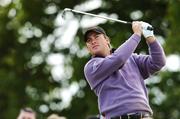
left=133, top=22, right=166, bottom=79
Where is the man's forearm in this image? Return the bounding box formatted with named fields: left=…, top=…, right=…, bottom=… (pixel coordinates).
left=148, top=38, right=166, bottom=71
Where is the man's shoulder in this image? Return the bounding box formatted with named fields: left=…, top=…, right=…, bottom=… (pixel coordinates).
left=85, top=57, right=104, bottom=67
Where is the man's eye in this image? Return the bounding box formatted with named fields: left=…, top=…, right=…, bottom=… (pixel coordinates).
left=86, top=39, right=91, bottom=43
left=95, top=35, right=100, bottom=39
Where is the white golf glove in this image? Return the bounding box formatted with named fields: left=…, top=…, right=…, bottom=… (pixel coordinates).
left=141, top=22, right=154, bottom=38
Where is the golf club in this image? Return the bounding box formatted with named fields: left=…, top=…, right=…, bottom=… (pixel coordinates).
left=62, top=8, right=153, bottom=31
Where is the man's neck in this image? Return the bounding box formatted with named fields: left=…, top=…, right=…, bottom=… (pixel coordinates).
left=93, top=50, right=111, bottom=58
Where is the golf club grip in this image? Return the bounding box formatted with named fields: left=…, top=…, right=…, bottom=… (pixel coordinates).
left=127, top=22, right=153, bottom=31
left=126, top=21, right=132, bottom=24
left=147, top=26, right=154, bottom=31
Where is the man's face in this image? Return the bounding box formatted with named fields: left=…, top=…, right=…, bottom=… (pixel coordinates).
left=86, top=31, right=110, bottom=57
left=17, top=111, right=36, bottom=119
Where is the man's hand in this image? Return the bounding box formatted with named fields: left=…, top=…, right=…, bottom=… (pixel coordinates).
left=141, top=22, right=156, bottom=43
left=132, top=21, right=142, bottom=37
left=141, top=22, right=154, bottom=38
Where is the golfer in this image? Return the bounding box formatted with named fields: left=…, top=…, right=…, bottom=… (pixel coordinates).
left=83, top=21, right=166, bottom=119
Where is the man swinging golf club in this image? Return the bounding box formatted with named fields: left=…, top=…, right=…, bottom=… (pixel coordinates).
left=83, top=21, right=166, bottom=119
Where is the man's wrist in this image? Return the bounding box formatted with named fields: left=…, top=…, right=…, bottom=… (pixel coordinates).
left=146, top=36, right=156, bottom=44
left=134, top=32, right=141, bottom=37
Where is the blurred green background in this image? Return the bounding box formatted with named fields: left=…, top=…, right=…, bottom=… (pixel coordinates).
left=0, top=0, right=180, bottom=119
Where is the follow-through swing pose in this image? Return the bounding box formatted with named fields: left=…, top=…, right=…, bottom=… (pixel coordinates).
left=83, top=21, right=166, bottom=119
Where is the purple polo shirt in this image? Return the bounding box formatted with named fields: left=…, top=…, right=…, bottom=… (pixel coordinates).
left=84, top=34, right=166, bottom=118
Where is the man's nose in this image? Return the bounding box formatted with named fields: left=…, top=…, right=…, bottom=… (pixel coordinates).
left=91, top=38, right=97, bottom=44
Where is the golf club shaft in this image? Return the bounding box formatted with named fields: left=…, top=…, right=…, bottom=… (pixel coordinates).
left=63, top=8, right=153, bottom=30
left=63, top=8, right=131, bottom=24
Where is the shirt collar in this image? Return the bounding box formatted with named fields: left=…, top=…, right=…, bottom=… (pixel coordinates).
left=91, top=48, right=116, bottom=58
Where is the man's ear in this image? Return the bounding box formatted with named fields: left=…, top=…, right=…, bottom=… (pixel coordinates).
left=105, top=35, right=110, bottom=41
left=105, top=36, right=110, bottom=44
left=104, top=35, right=111, bottom=48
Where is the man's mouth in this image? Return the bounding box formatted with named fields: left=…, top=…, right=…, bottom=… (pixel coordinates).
left=92, top=45, right=99, bottom=49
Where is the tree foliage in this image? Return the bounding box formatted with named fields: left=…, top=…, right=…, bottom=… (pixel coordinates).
left=0, top=0, right=179, bottom=119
